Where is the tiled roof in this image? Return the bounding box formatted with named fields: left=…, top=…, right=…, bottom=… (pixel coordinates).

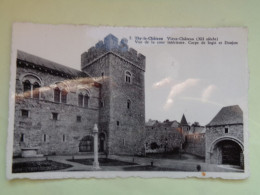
left=17, top=50, right=88, bottom=78
left=207, top=105, right=243, bottom=126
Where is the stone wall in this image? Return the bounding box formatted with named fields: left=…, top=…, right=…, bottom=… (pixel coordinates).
left=145, top=125, right=183, bottom=153
left=81, top=34, right=145, bottom=71
left=82, top=54, right=111, bottom=153
left=108, top=54, right=145, bottom=155
left=13, top=65, right=99, bottom=156
left=184, top=134, right=205, bottom=157
left=82, top=35, right=146, bottom=155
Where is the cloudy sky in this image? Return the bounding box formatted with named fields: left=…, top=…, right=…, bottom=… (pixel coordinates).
left=12, top=24, right=248, bottom=125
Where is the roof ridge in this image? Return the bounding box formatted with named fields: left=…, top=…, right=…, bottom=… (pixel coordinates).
left=17, top=50, right=88, bottom=78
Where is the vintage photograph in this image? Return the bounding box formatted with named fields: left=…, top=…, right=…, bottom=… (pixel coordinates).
left=7, top=24, right=248, bottom=179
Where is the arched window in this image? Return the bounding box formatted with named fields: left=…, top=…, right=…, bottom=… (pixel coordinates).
left=78, top=89, right=90, bottom=108
left=84, top=94, right=89, bottom=108
left=54, top=87, right=61, bottom=103
left=33, top=82, right=40, bottom=99
left=22, top=74, right=42, bottom=98
left=79, top=136, right=93, bottom=152
left=127, top=99, right=131, bottom=109
left=125, top=71, right=132, bottom=83
left=78, top=93, right=83, bottom=107
left=61, top=89, right=68, bottom=103
left=23, top=80, right=31, bottom=92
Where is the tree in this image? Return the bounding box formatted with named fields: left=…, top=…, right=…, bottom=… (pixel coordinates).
left=191, top=121, right=200, bottom=127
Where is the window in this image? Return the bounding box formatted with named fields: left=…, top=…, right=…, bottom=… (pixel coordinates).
left=52, top=112, right=58, bottom=120
left=117, top=121, right=120, bottom=126
left=78, top=93, right=83, bottom=107
left=123, top=139, right=125, bottom=146
left=125, top=71, right=132, bottom=83
left=33, top=82, right=40, bottom=99
left=54, top=87, right=61, bottom=103
left=100, top=99, right=104, bottom=108
left=127, top=99, right=131, bottom=109
left=22, top=74, right=42, bottom=98
left=63, top=134, right=66, bottom=142
left=225, top=127, right=229, bottom=134
left=23, top=80, right=31, bottom=93
left=21, top=109, right=29, bottom=118
left=20, top=133, right=24, bottom=142
left=77, top=116, right=81, bottom=122
left=79, top=136, right=93, bottom=152
left=84, top=95, right=89, bottom=108
left=43, top=134, right=47, bottom=142
left=61, top=89, right=67, bottom=103
left=78, top=92, right=89, bottom=108
left=101, top=72, right=104, bottom=79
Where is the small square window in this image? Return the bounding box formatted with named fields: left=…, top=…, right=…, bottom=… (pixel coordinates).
left=52, top=113, right=58, bottom=120
left=225, top=128, right=229, bottom=134
left=21, top=109, right=29, bottom=117
left=77, top=116, right=81, bottom=122
left=117, top=121, right=120, bottom=126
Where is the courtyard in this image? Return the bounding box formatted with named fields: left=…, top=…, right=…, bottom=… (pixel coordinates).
left=12, top=153, right=244, bottom=173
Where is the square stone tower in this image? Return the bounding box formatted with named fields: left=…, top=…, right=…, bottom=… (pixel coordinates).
left=81, top=34, right=146, bottom=155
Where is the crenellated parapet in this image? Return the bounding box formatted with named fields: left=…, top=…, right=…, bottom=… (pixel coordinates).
left=81, top=34, right=145, bottom=71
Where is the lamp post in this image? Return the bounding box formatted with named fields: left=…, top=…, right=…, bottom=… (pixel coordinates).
left=93, top=123, right=100, bottom=169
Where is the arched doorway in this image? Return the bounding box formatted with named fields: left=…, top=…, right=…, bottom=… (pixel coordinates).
left=211, top=138, right=243, bottom=166
left=99, top=133, right=106, bottom=152
left=79, top=136, right=93, bottom=152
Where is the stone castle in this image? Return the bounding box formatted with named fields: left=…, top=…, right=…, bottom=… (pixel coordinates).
left=13, top=34, right=244, bottom=168
left=14, top=34, right=145, bottom=157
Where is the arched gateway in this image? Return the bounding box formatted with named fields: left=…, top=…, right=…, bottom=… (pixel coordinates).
left=205, top=105, right=244, bottom=168
left=209, top=137, right=244, bottom=166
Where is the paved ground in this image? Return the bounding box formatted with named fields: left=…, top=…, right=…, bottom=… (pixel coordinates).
left=13, top=153, right=244, bottom=172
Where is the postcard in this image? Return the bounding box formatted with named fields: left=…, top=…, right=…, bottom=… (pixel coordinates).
left=7, top=24, right=249, bottom=179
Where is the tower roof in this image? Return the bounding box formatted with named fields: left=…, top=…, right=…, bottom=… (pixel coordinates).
left=206, top=105, right=243, bottom=127
left=180, top=114, right=189, bottom=126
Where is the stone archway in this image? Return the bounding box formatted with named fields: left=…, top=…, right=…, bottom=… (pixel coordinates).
left=209, top=137, right=244, bottom=166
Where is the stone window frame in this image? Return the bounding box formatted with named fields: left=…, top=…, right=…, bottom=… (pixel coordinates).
left=125, top=70, right=132, bottom=84
left=77, top=115, right=82, bottom=122
left=52, top=82, right=69, bottom=104
left=20, top=73, right=42, bottom=99
left=62, top=134, right=66, bottom=142
left=100, top=99, right=105, bottom=108
left=127, top=99, right=131, bottom=109
left=77, top=88, right=90, bottom=108
left=43, top=134, right=48, bottom=142
left=20, top=133, right=25, bottom=142
left=21, top=109, right=30, bottom=118
left=52, top=112, right=59, bottom=121
left=224, top=126, right=229, bottom=134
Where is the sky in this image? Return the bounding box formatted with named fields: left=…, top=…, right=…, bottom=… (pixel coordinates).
left=12, top=24, right=248, bottom=125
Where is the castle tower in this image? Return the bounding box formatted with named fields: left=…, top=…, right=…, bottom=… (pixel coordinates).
left=81, top=34, right=146, bottom=155
left=180, top=114, right=190, bottom=135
